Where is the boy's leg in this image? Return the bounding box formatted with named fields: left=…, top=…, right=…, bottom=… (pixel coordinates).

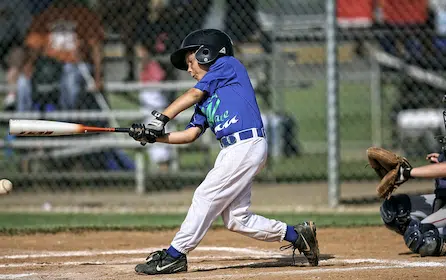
left=221, top=183, right=286, bottom=242
left=170, top=139, right=268, bottom=253
left=385, top=194, right=446, bottom=256
left=59, top=63, right=86, bottom=110
left=380, top=194, right=434, bottom=235
left=221, top=182, right=319, bottom=266
left=16, top=74, right=33, bottom=112
left=421, top=204, right=446, bottom=232
left=403, top=206, right=446, bottom=256
left=135, top=138, right=267, bottom=275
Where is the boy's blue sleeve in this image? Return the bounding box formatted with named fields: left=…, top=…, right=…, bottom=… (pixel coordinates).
left=194, top=61, right=236, bottom=93
left=185, top=106, right=209, bottom=135
left=194, top=71, right=217, bottom=93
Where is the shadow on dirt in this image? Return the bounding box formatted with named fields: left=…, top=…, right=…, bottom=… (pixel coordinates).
left=398, top=251, right=417, bottom=256
left=194, top=253, right=335, bottom=272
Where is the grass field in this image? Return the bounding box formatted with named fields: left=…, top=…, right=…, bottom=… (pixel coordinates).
left=0, top=212, right=383, bottom=234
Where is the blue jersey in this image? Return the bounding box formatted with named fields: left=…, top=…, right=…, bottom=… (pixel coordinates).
left=185, top=56, right=264, bottom=139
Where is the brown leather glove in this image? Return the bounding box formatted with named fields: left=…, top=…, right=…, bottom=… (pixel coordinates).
left=367, top=147, right=412, bottom=199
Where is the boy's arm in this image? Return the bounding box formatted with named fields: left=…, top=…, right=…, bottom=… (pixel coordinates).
left=156, top=127, right=202, bottom=144
left=162, top=88, right=207, bottom=120
left=146, top=88, right=206, bottom=137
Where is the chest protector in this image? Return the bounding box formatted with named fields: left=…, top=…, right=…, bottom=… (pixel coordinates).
left=435, top=152, right=446, bottom=198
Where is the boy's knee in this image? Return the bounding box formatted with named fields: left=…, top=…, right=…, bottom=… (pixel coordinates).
left=225, top=211, right=252, bottom=231
left=404, top=220, right=445, bottom=256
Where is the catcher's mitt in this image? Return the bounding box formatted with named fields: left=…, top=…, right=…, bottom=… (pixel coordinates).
left=366, top=147, right=412, bottom=199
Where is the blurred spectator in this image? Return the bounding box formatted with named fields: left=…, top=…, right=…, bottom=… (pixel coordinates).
left=27, top=0, right=54, bottom=15
left=96, top=0, right=148, bottom=82
left=98, top=0, right=214, bottom=81
left=430, top=0, right=446, bottom=68
left=377, top=0, right=429, bottom=65
left=17, top=0, right=104, bottom=112
left=135, top=39, right=173, bottom=171
left=0, top=1, right=33, bottom=110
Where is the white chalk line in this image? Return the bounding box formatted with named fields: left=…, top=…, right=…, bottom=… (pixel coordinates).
left=0, top=246, right=273, bottom=260
left=0, top=274, right=36, bottom=280
left=161, top=264, right=446, bottom=280
left=340, top=258, right=445, bottom=267
left=0, top=256, right=287, bottom=269
left=3, top=262, right=440, bottom=280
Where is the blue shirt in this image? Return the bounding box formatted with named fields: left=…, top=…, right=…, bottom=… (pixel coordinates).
left=185, top=56, right=264, bottom=139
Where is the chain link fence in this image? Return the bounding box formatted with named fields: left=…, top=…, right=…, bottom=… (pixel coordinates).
left=0, top=0, right=442, bottom=203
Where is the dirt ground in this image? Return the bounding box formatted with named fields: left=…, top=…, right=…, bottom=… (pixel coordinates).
left=0, top=226, right=445, bottom=280
left=0, top=181, right=442, bottom=279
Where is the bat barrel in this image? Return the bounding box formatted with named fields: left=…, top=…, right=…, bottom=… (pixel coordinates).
left=9, top=119, right=83, bottom=136
left=9, top=119, right=130, bottom=136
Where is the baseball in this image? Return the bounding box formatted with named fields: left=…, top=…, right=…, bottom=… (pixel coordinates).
left=0, top=179, right=13, bottom=195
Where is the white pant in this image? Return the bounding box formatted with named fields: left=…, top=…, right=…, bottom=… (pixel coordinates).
left=171, top=137, right=287, bottom=254
left=409, top=194, right=446, bottom=235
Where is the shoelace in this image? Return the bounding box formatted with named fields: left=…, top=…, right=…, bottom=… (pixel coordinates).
left=145, top=250, right=166, bottom=263
left=280, top=243, right=297, bottom=265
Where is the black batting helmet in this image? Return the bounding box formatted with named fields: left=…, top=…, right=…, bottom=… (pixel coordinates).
left=170, top=29, right=234, bottom=71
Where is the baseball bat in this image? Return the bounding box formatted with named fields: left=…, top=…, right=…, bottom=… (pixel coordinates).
left=9, top=119, right=130, bottom=136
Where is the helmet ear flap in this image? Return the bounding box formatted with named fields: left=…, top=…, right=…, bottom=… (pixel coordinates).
left=195, top=45, right=218, bottom=65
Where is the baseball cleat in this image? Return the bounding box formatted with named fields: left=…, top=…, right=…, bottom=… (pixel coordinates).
left=135, top=249, right=187, bottom=275
left=281, top=221, right=320, bottom=266
left=293, top=221, right=320, bottom=266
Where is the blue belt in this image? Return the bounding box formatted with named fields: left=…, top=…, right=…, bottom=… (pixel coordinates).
left=219, top=128, right=265, bottom=148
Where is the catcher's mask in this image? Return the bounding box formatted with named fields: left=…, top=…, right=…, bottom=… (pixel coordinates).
left=434, top=94, right=446, bottom=150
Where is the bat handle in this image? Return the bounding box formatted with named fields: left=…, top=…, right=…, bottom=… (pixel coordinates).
left=115, top=128, right=130, bottom=133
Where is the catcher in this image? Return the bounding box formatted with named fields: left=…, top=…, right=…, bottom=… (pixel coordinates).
left=367, top=147, right=446, bottom=257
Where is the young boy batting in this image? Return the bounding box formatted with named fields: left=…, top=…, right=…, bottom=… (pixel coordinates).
left=129, top=29, right=320, bottom=275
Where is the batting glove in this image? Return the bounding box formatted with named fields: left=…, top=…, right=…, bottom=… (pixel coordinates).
left=146, top=110, right=170, bottom=137
left=129, top=123, right=157, bottom=146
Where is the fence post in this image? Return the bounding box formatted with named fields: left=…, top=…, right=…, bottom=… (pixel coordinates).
left=370, top=57, right=382, bottom=147
left=135, top=151, right=145, bottom=194
left=326, top=0, right=340, bottom=208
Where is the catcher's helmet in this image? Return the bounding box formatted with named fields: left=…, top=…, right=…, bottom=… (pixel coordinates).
left=170, top=29, right=234, bottom=71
